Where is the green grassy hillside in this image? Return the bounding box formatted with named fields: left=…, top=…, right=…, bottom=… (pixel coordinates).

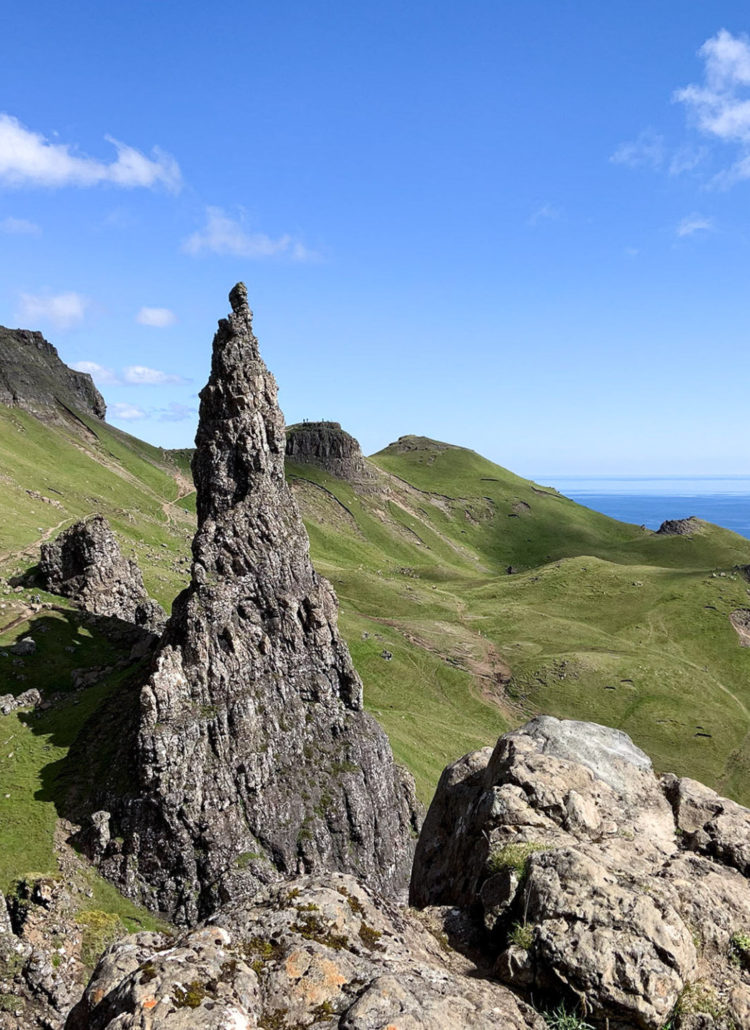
left=2, top=410, right=750, bottom=908
left=286, top=435, right=750, bottom=803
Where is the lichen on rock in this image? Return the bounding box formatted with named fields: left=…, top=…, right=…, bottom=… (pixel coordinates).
left=411, top=715, right=750, bottom=1030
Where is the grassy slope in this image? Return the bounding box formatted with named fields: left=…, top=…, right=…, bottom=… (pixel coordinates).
left=0, top=405, right=192, bottom=929
left=286, top=436, right=750, bottom=804
left=3, top=410, right=750, bottom=901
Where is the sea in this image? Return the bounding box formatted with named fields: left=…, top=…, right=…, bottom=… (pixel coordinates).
left=537, top=476, right=750, bottom=541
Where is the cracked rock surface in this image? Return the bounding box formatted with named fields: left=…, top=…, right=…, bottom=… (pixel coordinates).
left=411, top=716, right=750, bottom=1030
left=68, top=873, right=544, bottom=1029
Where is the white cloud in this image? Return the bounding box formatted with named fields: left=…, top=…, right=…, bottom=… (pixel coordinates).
left=0, top=216, right=40, bottom=235
left=676, top=214, right=714, bottom=237
left=111, top=402, right=148, bottom=421
left=183, top=207, right=318, bottom=261
left=157, top=402, right=196, bottom=422
left=675, top=30, right=750, bottom=184
left=0, top=114, right=181, bottom=191
left=610, top=130, right=665, bottom=169
left=136, top=306, right=176, bottom=327
left=17, top=291, right=88, bottom=330
left=123, top=364, right=185, bottom=385
left=528, top=203, right=561, bottom=226
left=72, top=360, right=121, bottom=385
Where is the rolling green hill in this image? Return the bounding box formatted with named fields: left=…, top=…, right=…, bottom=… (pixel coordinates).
left=2, top=409, right=750, bottom=904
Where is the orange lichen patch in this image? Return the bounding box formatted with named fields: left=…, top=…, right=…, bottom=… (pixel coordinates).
left=91, top=989, right=105, bottom=1006
left=290, top=957, right=348, bottom=1007
left=142, top=997, right=157, bottom=1010
left=285, top=949, right=310, bottom=979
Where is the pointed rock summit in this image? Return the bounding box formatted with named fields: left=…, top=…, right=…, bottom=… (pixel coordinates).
left=110, top=285, right=419, bottom=923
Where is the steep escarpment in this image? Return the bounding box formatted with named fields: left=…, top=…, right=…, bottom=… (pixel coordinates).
left=286, top=420, right=377, bottom=484
left=0, top=326, right=106, bottom=421
left=96, top=284, right=419, bottom=924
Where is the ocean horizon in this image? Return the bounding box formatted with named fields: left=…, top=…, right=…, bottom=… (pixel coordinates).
left=537, top=475, right=750, bottom=541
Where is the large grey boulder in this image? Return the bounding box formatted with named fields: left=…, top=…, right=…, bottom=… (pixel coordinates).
left=69, top=873, right=544, bottom=1030
left=39, top=515, right=166, bottom=632
left=102, top=285, right=419, bottom=924
left=411, top=716, right=750, bottom=1030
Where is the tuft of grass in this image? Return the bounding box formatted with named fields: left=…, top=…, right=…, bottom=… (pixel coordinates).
left=674, top=981, right=727, bottom=1020
left=508, top=921, right=534, bottom=950
left=77, top=909, right=127, bottom=973
left=487, top=841, right=545, bottom=880
left=729, top=930, right=750, bottom=968
left=543, top=1004, right=595, bottom=1030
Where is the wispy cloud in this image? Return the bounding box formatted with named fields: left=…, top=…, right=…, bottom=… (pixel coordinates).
left=72, top=360, right=120, bottom=385
left=675, top=29, right=750, bottom=185
left=610, top=130, right=665, bottom=169
left=123, top=364, right=186, bottom=385
left=0, top=114, right=181, bottom=191
left=136, top=306, right=176, bottom=328
left=111, top=402, right=148, bottom=421
left=157, top=402, right=196, bottom=422
left=528, top=203, right=561, bottom=226
left=0, top=216, right=41, bottom=235
left=676, top=214, right=714, bottom=237
left=183, top=206, right=319, bottom=261
left=17, top=291, right=88, bottom=330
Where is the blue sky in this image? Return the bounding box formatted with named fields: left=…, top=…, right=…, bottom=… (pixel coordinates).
left=2, top=2, right=750, bottom=474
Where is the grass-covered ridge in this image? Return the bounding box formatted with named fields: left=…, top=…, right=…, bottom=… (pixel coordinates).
left=2, top=407, right=750, bottom=902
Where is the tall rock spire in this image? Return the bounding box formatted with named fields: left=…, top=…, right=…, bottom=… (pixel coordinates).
left=117, top=285, right=419, bottom=923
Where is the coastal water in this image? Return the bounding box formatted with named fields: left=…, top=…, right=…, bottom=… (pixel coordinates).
left=538, top=476, right=750, bottom=541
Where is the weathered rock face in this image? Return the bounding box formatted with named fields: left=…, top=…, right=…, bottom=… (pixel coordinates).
left=69, top=873, right=545, bottom=1030
left=104, top=285, right=419, bottom=924
left=39, top=516, right=166, bottom=633
left=0, top=326, right=106, bottom=421
left=285, top=421, right=376, bottom=484
left=411, top=716, right=750, bottom=1030
left=657, top=517, right=699, bottom=536
left=0, top=875, right=88, bottom=1030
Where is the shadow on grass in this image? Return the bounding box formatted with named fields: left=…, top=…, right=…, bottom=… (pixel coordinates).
left=4, top=608, right=154, bottom=825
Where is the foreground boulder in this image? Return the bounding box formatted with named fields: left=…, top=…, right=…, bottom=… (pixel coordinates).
left=39, top=515, right=166, bottom=632
left=68, top=873, right=544, bottom=1029
left=411, top=716, right=750, bottom=1030
left=101, top=285, right=419, bottom=924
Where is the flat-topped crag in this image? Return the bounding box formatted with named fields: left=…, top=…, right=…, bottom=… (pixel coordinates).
left=99, top=285, right=419, bottom=924
left=0, top=326, right=105, bottom=421
left=286, top=420, right=377, bottom=484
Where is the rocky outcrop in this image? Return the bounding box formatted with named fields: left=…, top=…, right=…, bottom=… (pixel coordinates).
left=285, top=421, right=376, bottom=485
left=69, top=873, right=544, bottom=1030
left=39, top=516, right=166, bottom=632
left=411, top=716, right=750, bottom=1030
left=0, top=875, right=88, bottom=1030
left=102, top=285, right=419, bottom=924
left=0, top=326, right=106, bottom=421
left=657, top=517, right=700, bottom=536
